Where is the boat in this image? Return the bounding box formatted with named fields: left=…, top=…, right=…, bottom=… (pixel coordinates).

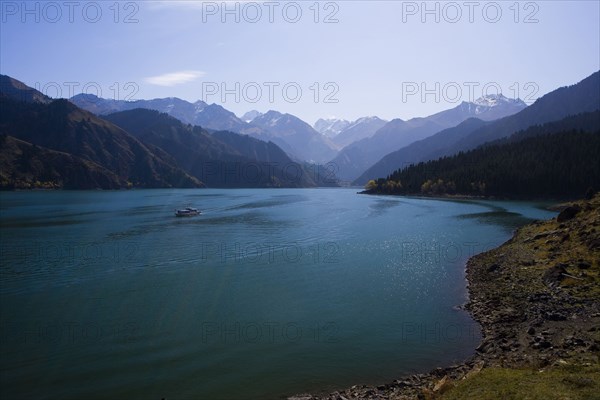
left=175, top=207, right=201, bottom=217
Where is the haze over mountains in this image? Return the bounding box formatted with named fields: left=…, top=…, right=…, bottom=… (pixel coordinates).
left=2, top=70, right=599, bottom=192
left=69, top=89, right=528, bottom=182
left=102, top=109, right=320, bottom=188
left=364, top=110, right=600, bottom=198
left=0, top=75, right=326, bottom=189
left=355, top=71, right=600, bottom=185
left=329, top=117, right=389, bottom=149
left=331, top=94, right=528, bottom=181
left=314, top=118, right=351, bottom=138
left=71, top=95, right=337, bottom=163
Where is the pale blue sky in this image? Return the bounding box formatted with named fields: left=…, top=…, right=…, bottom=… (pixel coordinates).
left=1, top=1, right=599, bottom=123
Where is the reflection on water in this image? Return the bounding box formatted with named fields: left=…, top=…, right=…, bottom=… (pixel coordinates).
left=367, top=199, right=402, bottom=217
left=227, top=194, right=308, bottom=210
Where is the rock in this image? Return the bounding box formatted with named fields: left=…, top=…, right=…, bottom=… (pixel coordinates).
left=487, top=263, right=500, bottom=272
left=577, top=261, right=591, bottom=269
left=433, top=376, right=453, bottom=394
left=527, top=326, right=536, bottom=335
left=557, top=205, right=581, bottom=222
left=532, top=232, right=551, bottom=240
left=543, top=264, right=568, bottom=285
left=544, top=311, right=567, bottom=321
left=528, top=293, right=551, bottom=302
left=476, top=340, right=493, bottom=353
left=563, top=336, right=586, bottom=348
left=532, top=340, right=552, bottom=349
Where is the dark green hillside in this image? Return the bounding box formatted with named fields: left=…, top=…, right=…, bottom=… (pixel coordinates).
left=103, top=109, right=321, bottom=188
left=363, top=112, right=600, bottom=199
left=0, top=97, right=201, bottom=189
left=0, top=135, right=122, bottom=189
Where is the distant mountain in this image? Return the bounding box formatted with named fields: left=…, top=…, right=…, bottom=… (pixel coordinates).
left=192, top=103, right=250, bottom=132
left=249, top=110, right=339, bottom=163
left=71, top=95, right=337, bottom=163
left=363, top=111, right=600, bottom=198
left=70, top=93, right=206, bottom=122
left=70, top=94, right=252, bottom=133
left=0, top=95, right=201, bottom=189
left=356, top=71, right=600, bottom=185
left=0, top=74, right=51, bottom=104
left=354, top=118, right=490, bottom=185
left=331, top=94, right=527, bottom=182
left=241, top=110, right=263, bottom=123
left=314, top=118, right=351, bottom=138
left=1, top=75, right=326, bottom=189
left=103, top=109, right=321, bottom=188
left=492, top=111, right=600, bottom=145
left=443, top=71, right=600, bottom=155
left=331, top=116, right=388, bottom=148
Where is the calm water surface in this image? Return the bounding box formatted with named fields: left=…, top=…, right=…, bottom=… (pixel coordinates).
left=0, top=189, right=556, bottom=399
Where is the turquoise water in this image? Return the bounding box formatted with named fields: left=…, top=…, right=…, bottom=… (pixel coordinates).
left=0, top=189, right=556, bottom=399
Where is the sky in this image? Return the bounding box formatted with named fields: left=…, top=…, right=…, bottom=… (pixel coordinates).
left=1, top=1, right=599, bottom=124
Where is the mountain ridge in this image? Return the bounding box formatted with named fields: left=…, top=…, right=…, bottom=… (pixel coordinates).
left=330, top=94, right=528, bottom=182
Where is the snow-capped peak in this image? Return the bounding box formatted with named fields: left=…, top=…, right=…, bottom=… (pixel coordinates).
left=241, top=110, right=263, bottom=123
left=314, top=118, right=351, bottom=137
left=472, top=93, right=523, bottom=107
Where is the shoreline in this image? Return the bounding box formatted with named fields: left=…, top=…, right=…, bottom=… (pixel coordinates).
left=291, top=195, right=600, bottom=399
left=358, top=190, right=587, bottom=206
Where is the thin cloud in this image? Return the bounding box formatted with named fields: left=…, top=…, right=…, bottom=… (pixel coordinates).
left=145, top=70, right=206, bottom=87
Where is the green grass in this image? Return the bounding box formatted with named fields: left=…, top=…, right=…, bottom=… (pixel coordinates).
left=440, top=365, right=600, bottom=400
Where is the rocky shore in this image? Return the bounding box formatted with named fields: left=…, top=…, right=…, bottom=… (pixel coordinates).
left=291, top=195, right=600, bottom=399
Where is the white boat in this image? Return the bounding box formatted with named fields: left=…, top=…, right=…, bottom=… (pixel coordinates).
left=175, top=207, right=201, bottom=217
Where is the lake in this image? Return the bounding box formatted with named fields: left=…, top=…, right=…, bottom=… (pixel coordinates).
left=0, top=189, right=556, bottom=399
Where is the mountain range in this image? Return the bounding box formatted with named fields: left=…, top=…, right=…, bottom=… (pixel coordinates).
left=3, top=70, right=599, bottom=193
left=331, top=94, right=528, bottom=182
left=103, top=109, right=320, bottom=188
left=313, top=118, right=351, bottom=138
left=364, top=110, right=600, bottom=198
left=70, top=89, right=529, bottom=182
left=0, top=94, right=201, bottom=189
left=247, top=110, right=338, bottom=163
left=355, top=71, right=600, bottom=185
left=330, top=117, right=389, bottom=149
left=71, top=95, right=338, bottom=164
left=0, top=75, right=325, bottom=189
